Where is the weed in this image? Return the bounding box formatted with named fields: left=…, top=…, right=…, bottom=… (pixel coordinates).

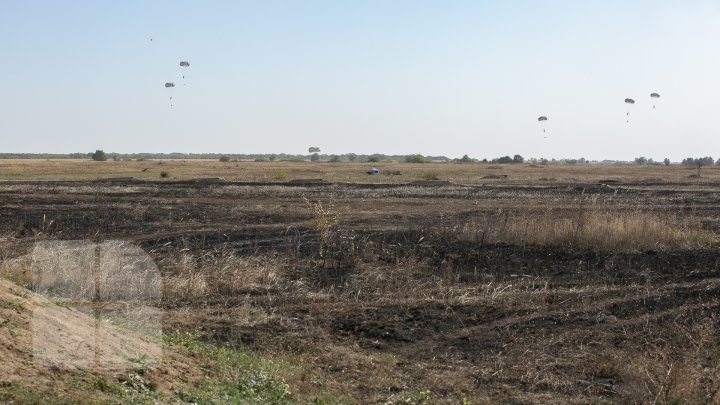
left=269, top=171, right=290, bottom=181
left=395, top=389, right=432, bottom=404
left=304, top=197, right=358, bottom=268
left=0, top=300, right=26, bottom=312
left=129, top=353, right=152, bottom=375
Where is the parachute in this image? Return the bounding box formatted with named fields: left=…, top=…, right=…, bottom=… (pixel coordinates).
left=537, top=116, right=548, bottom=136
left=650, top=92, right=660, bottom=109
left=179, top=61, right=190, bottom=86
left=165, top=82, right=175, bottom=107
left=624, top=98, right=635, bottom=123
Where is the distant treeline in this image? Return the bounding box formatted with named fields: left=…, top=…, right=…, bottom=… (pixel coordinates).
left=0, top=152, right=452, bottom=162
left=0, top=152, right=706, bottom=165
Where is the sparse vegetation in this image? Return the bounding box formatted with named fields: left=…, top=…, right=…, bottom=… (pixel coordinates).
left=268, top=171, right=289, bottom=181
left=419, top=172, right=440, bottom=180
left=1, top=160, right=720, bottom=403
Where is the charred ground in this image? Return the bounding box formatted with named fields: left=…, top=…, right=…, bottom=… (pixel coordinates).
left=1, top=164, right=720, bottom=403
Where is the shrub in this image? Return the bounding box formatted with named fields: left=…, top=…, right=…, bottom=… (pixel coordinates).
left=91, top=150, right=107, bottom=161
left=160, top=171, right=170, bottom=178
left=219, top=156, right=230, bottom=162
left=367, top=154, right=381, bottom=163
left=269, top=171, right=289, bottom=181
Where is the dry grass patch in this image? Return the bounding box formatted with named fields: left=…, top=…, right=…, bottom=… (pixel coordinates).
left=160, top=250, right=286, bottom=305
left=456, top=205, right=718, bottom=252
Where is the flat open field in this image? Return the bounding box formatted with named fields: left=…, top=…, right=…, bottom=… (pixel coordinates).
left=1, top=160, right=720, bottom=403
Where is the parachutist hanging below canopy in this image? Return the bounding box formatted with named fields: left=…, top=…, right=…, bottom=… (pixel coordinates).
left=179, top=61, right=190, bottom=85
left=165, top=82, right=176, bottom=107
left=537, top=116, right=548, bottom=135
left=650, top=93, right=660, bottom=109
left=624, top=98, right=635, bottom=123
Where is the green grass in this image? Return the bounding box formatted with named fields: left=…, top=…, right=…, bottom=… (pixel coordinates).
left=162, top=330, right=293, bottom=404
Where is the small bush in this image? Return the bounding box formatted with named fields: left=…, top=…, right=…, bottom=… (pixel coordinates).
left=219, top=156, right=230, bottom=162
left=91, top=150, right=107, bottom=161
left=269, top=171, right=289, bottom=181
left=160, top=171, right=170, bottom=178
left=419, top=172, right=440, bottom=180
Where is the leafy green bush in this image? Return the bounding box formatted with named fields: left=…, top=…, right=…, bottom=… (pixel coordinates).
left=91, top=150, right=107, bottom=161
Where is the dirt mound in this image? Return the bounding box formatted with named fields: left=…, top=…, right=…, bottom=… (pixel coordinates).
left=0, top=277, right=202, bottom=399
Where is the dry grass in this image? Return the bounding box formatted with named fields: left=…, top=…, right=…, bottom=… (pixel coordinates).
left=159, top=250, right=286, bottom=305
left=450, top=201, right=718, bottom=252
left=2, top=159, right=720, bottom=184
left=1, top=164, right=720, bottom=403
left=614, top=320, right=720, bottom=404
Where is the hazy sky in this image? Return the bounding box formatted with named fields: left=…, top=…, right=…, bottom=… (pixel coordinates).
left=2, top=1, right=720, bottom=160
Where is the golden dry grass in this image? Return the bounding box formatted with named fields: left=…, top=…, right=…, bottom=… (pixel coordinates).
left=1, top=158, right=720, bottom=184
left=455, top=208, right=719, bottom=252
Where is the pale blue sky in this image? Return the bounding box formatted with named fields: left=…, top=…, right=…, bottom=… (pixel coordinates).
left=1, top=1, right=719, bottom=160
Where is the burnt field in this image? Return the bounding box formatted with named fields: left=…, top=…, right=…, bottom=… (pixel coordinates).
left=1, top=168, right=720, bottom=403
